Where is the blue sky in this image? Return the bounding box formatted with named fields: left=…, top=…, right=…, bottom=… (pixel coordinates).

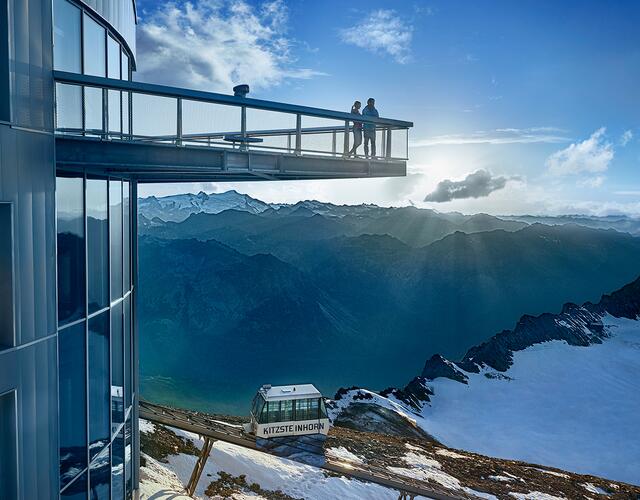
left=136, top=0, right=640, bottom=215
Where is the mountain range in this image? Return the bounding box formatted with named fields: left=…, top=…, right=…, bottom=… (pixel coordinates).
left=137, top=191, right=640, bottom=415
left=329, top=276, right=640, bottom=485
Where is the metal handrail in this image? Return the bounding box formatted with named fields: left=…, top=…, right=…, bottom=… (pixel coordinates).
left=53, top=71, right=413, bottom=128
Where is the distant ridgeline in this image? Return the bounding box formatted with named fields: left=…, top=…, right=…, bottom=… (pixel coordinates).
left=137, top=191, right=640, bottom=414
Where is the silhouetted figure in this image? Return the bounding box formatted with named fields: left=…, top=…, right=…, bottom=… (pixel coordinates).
left=362, top=98, right=379, bottom=157
left=349, top=100, right=362, bottom=156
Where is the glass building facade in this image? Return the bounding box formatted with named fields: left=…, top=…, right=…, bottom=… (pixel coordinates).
left=57, top=174, right=135, bottom=498
left=0, top=0, right=138, bottom=498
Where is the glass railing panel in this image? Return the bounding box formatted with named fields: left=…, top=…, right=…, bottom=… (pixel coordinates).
left=391, top=128, right=409, bottom=159
left=84, top=86, right=103, bottom=136
left=131, top=93, right=177, bottom=139
left=301, top=116, right=347, bottom=156
left=108, top=90, right=121, bottom=135
left=181, top=100, right=240, bottom=148
left=246, top=108, right=296, bottom=152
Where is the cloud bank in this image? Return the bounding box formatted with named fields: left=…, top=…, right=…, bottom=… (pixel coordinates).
left=136, top=0, right=322, bottom=92
left=411, top=127, right=569, bottom=147
left=545, top=127, right=613, bottom=176
left=424, top=169, right=512, bottom=202
left=341, top=10, right=413, bottom=64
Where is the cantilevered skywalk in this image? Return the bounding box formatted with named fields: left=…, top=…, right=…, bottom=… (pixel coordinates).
left=53, top=71, right=412, bottom=182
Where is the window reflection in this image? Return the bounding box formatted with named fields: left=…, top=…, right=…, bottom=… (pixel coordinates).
left=89, top=312, right=110, bottom=459
left=110, top=180, right=123, bottom=301
left=124, top=295, right=132, bottom=408
left=111, top=302, right=124, bottom=428
left=109, top=90, right=122, bottom=134
left=89, top=446, right=111, bottom=500
left=121, top=51, right=130, bottom=81
left=123, top=181, right=130, bottom=291
left=125, top=417, right=133, bottom=496
left=83, top=13, right=106, bottom=77
left=112, top=428, right=124, bottom=500
left=61, top=470, right=87, bottom=500
left=57, top=176, right=85, bottom=325
left=87, top=178, right=109, bottom=312
left=84, top=87, right=103, bottom=134
left=107, top=36, right=121, bottom=79
left=59, top=321, right=87, bottom=489
left=53, top=0, right=81, bottom=73
left=56, top=83, right=82, bottom=131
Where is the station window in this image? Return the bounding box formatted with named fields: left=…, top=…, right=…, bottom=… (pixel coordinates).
left=87, top=178, right=109, bottom=313
left=59, top=321, right=87, bottom=489
left=0, top=0, right=10, bottom=121
left=88, top=311, right=110, bottom=459
left=83, top=13, right=106, bottom=77
left=281, top=400, right=293, bottom=422
left=57, top=175, right=85, bottom=326
left=53, top=0, right=81, bottom=73
left=61, top=470, right=87, bottom=500
left=111, top=301, right=124, bottom=428
left=0, top=390, right=18, bottom=500
left=89, top=446, right=110, bottom=499
left=110, top=180, right=123, bottom=302
left=112, top=428, right=125, bottom=499
left=0, top=203, right=14, bottom=349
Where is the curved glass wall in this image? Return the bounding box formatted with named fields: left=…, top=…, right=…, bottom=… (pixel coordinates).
left=57, top=173, right=135, bottom=499
left=54, top=0, right=133, bottom=137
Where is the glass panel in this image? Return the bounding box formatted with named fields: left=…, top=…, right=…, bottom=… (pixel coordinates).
left=59, top=321, right=87, bottom=489
left=245, top=109, right=295, bottom=151
left=83, top=13, right=106, bottom=77
left=108, top=90, right=121, bottom=134
left=61, top=470, right=87, bottom=500
left=109, top=180, right=123, bottom=302
left=111, top=302, right=124, bottom=429
left=132, top=94, right=177, bottom=138
left=53, top=0, right=81, bottom=73
left=281, top=400, right=293, bottom=422
left=0, top=391, right=18, bottom=500
left=107, top=36, right=120, bottom=79
left=56, top=83, right=82, bottom=130
left=88, top=311, right=109, bottom=459
left=121, top=51, right=129, bottom=81
left=0, top=204, right=15, bottom=350
left=123, top=182, right=130, bottom=291
left=124, top=295, right=131, bottom=408
left=84, top=87, right=103, bottom=134
left=89, top=446, right=110, bottom=500
left=125, top=417, right=132, bottom=496
left=319, top=399, right=328, bottom=419
left=182, top=100, right=240, bottom=147
left=87, top=178, right=108, bottom=313
left=266, top=401, right=280, bottom=423
left=122, top=92, right=130, bottom=135
left=112, top=428, right=124, bottom=500
left=391, top=128, right=408, bottom=159
left=301, top=116, right=345, bottom=155
left=57, top=175, right=85, bottom=326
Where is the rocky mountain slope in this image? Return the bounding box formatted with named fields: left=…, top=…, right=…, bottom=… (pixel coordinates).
left=329, top=277, right=640, bottom=485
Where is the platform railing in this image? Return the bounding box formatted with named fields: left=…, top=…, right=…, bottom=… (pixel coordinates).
left=53, top=71, right=412, bottom=161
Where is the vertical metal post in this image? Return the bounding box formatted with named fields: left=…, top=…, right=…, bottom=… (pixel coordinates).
left=386, top=127, right=392, bottom=159
left=176, top=98, right=183, bottom=146
left=102, top=87, right=109, bottom=139
left=332, top=130, right=337, bottom=156
left=128, top=91, right=133, bottom=140
left=287, top=133, right=291, bottom=153
left=343, top=120, right=349, bottom=156
left=240, top=105, right=247, bottom=151
left=295, top=113, right=302, bottom=154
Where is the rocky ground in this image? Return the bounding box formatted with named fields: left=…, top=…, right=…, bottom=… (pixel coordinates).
left=139, top=412, right=640, bottom=500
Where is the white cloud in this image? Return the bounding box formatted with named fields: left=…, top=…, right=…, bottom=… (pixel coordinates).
left=545, top=127, right=614, bottom=176
left=577, top=176, right=606, bottom=188
left=411, top=127, right=569, bottom=147
left=135, top=0, right=324, bottom=92
left=424, top=169, right=515, bottom=202
left=620, top=129, right=633, bottom=146
left=340, top=10, right=413, bottom=64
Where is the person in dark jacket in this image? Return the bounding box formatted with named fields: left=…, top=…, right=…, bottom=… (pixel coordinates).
left=349, top=100, right=362, bottom=156
left=362, top=98, right=379, bottom=157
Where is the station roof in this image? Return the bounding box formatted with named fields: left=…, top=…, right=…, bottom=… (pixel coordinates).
left=259, top=384, right=322, bottom=401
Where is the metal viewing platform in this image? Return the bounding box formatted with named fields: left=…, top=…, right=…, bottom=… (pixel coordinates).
left=53, top=71, right=412, bottom=182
